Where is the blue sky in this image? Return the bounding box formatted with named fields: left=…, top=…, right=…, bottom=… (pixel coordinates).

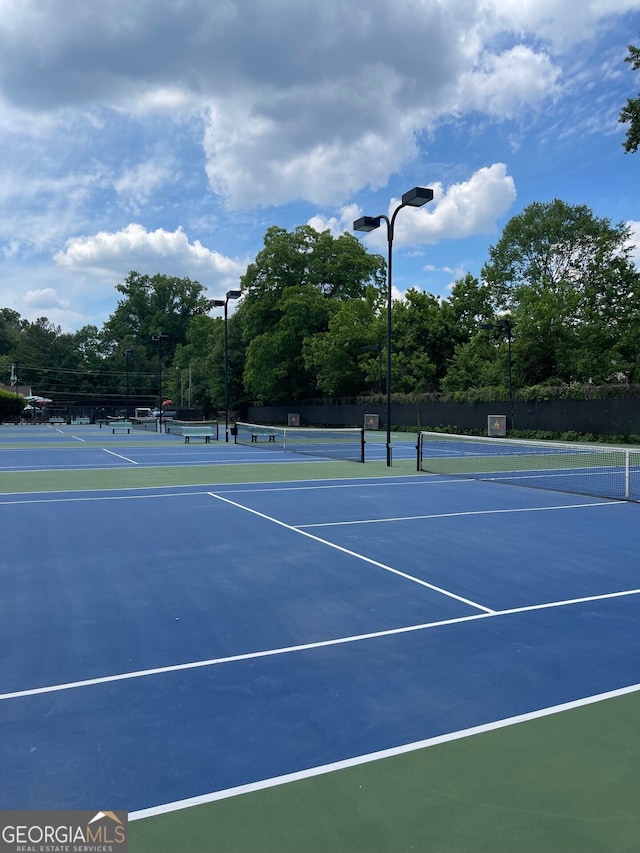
left=1, top=0, right=639, bottom=332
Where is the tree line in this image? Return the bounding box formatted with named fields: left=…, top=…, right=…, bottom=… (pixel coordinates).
left=1, top=34, right=638, bottom=418
left=1, top=196, right=639, bottom=418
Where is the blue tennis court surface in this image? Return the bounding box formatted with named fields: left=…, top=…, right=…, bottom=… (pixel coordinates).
left=1, top=468, right=639, bottom=817
left=0, top=423, right=414, bottom=470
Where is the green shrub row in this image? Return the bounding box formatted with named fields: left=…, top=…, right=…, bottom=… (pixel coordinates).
left=359, top=383, right=640, bottom=405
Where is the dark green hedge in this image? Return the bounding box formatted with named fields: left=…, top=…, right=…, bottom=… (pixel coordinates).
left=0, top=389, right=25, bottom=419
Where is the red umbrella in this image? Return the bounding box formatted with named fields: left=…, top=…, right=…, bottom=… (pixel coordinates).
left=162, top=399, right=173, bottom=407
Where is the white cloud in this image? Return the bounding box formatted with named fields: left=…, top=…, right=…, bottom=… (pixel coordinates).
left=118, top=86, right=205, bottom=118
left=18, top=284, right=87, bottom=329
left=24, top=287, right=69, bottom=310
left=359, top=164, right=517, bottom=252
left=114, top=158, right=178, bottom=209
left=202, top=82, right=421, bottom=208
left=458, top=46, right=562, bottom=118
left=2, top=239, right=20, bottom=258
left=307, top=204, right=362, bottom=237
left=0, top=0, right=637, bottom=332
left=416, top=164, right=517, bottom=241
left=483, top=0, right=640, bottom=47
left=0, top=0, right=610, bottom=209
left=627, top=221, right=640, bottom=268
left=54, top=223, right=247, bottom=285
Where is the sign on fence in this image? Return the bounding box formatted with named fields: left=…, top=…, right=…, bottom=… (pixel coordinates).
left=487, top=414, right=507, bottom=437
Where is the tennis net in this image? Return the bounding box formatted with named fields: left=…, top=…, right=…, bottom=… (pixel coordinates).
left=130, top=417, right=159, bottom=432
left=165, top=419, right=219, bottom=440
left=234, top=422, right=365, bottom=462
left=417, top=431, right=640, bottom=502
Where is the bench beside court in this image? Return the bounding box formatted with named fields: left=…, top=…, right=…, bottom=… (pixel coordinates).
left=250, top=430, right=276, bottom=443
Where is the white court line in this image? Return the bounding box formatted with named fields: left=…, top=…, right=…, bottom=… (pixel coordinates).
left=71, top=436, right=85, bottom=442
left=208, top=492, right=495, bottom=614
left=0, top=612, right=492, bottom=701
left=1, top=587, right=639, bottom=704
left=298, top=500, right=622, bottom=528
left=129, top=680, right=640, bottom=820
left=0, top=491, right=206, bottom=506
left=215, top=478, right=472, bottom=495
left=102, top=448, right=139, bottom=464
left=0, top=473, right=449, bottom=499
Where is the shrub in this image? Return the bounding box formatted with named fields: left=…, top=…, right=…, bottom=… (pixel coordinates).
left=0, top=389, right=25, bottom=420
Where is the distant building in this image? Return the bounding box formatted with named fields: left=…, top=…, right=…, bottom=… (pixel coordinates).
left=0, top=383, right=32, bottom=398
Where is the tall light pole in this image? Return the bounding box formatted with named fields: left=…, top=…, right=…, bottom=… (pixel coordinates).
left=151, top=333, right=169, bottom=432
left=354, top=187, right=434, bottom=466
left=213, top=290, right=242, bottom=441
left=10, top=362, right=19, bottom=425
left=125, top=348, right=132, bottom=417
left=175, top=367, right=183, bottom=409
left=482, top=317, right=514, bottom=430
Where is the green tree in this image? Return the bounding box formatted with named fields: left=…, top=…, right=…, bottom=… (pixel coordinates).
left=481, top=199, right=640, bottom=385
left=102, top=271, right=213, bottom=363
left=13, top=318, right=74, bottom=398
left=303, top=288, right=382, bottom=397
left=619, top=35, right=640, bottom=153
left=172, top=314, right=223, bottom=413
left=243, top=286, right=331, bottom=401
left=440, top=332, right=508, bottom=397
left=240, top=226, right=385, bottom=401
left=0, top=388, right=24, bottom=420
left=436, top=274, right=500, bottom=396
left=392, top=289, right=465, bottom=393
left=445, top=274, right=496, bottom=337
left=99, top=271, right=215, bottom=407
left=0, top=308, right=25, bottom=356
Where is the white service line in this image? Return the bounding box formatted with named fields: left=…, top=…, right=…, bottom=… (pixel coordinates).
left=208, top=491, right=495, bottom=614
left=0, top=611, right=492, bottom=702
left=297, top=500, right=623, bottom=528
left=1, top=586, right=639, bottom=704
left=102, top=448, right=139, bottom=464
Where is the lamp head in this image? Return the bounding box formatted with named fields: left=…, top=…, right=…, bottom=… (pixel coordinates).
left=353, top=215, right=382, bottom=232
left=401, top=187, right=434, bottom=207
left=226, top=289, right=242, bottom=301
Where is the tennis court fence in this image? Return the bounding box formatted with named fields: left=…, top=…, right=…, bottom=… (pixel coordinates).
left=234, top=422, right=365, bottom=462
left=417, top=431, right=640, bottom=502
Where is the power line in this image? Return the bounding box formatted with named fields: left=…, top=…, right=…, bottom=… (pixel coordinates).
left=16, top=363, right=158, bottom=378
